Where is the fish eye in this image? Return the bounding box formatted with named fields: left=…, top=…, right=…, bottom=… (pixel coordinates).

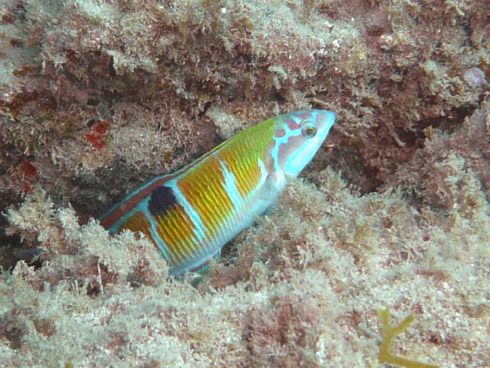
left=302, top=123, right=317, bottom=138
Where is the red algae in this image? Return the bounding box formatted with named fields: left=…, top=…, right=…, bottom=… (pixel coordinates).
left=20, top=161, right=37, bottom=177
left=85, top=120, right=110, bottom=149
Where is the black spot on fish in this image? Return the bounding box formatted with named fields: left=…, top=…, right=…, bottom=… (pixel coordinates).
left=148, top=186, right=178, bottom=216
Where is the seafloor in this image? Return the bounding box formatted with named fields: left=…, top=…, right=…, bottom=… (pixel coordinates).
left=0, top=0, right=489, bottom=367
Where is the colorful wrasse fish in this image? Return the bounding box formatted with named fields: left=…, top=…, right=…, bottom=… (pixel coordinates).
left=99, top=110, right=335, bottom=276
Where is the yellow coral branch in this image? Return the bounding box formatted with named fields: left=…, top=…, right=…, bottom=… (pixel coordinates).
left=378, top=306, right=439, bottom=368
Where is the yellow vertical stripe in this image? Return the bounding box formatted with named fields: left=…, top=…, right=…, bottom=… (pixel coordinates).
left=153, top=204, right=196, bottom=263
left=178, top=156, right=234, bottom=242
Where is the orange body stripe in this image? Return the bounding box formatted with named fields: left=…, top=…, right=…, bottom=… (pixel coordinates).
left=217, top=143, right=263, bottom=198
left=119, top=211, right=152, bottom=239
left=153, top=204, right=196, bottom=262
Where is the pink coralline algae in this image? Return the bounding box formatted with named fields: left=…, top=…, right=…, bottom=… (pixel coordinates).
left=463, top=67, right=486, bottom=88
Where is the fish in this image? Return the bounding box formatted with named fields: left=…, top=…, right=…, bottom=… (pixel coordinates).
left=99, top=110, right=335, bottom=276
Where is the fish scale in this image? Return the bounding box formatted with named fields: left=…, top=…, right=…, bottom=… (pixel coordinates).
left=99, top=110, right=335, bottom=276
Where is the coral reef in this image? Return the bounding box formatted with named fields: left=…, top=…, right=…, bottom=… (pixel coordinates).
left=1, top=0, right=489, bottom=213
left=0, top=0, right=489, bottom=366
left=1, top=163, right=489, bottom=366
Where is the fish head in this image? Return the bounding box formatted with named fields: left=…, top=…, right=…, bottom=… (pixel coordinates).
left=270, top=109, right=335, bottom=178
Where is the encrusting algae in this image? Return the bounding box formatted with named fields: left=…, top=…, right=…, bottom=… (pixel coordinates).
left=1, top=157, right=489, bottom=366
